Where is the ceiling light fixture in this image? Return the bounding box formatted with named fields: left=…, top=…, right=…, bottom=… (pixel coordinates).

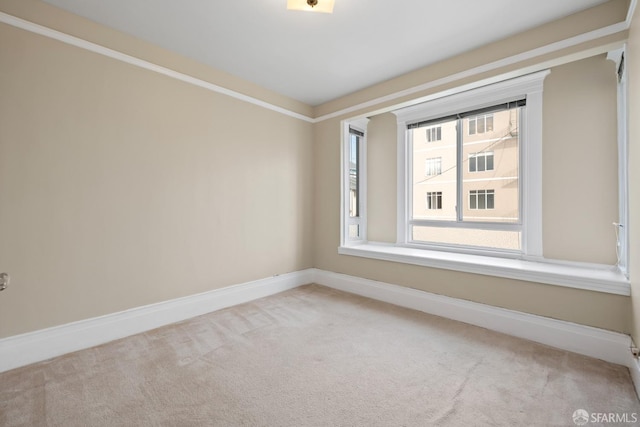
left=287, top=0, right=335, bottom=13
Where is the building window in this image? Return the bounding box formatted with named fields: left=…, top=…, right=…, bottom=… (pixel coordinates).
left=469, top=189, right=494, bottom=209
left=469, top=152, right=494, bottom=172
left=468, top=114, right=494, bottom=135
left=426, top=126, right=442, bottom=142
left=425, top=157, right=442, bottom=176
left=427, top=192, right=442, bottom=210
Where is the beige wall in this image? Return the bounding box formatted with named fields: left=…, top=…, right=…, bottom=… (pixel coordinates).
left=0, top=0, right=634, bottom=341
left=543, top=55, right=619, bottom=264
left=0, top=0, right=313, bottom=119
left=0, top=20, right=314, bottom=338
left=628, top=5, right=640, bottom=345
left=366, top=113, right=397, bottom=243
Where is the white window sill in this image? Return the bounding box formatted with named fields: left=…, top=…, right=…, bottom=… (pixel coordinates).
left=338, top=242, right=630, bottom=296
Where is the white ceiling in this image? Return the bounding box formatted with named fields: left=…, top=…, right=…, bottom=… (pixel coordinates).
left=43, top=0, right=610, bottom=106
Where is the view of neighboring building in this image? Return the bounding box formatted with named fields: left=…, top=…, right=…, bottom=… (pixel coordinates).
left=348, top=129, right=364, bottom=239
left=410, top=106, right=521, bottom=250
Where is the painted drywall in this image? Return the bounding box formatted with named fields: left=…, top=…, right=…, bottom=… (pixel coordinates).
left=0, top=21, right=314, bottom=338
left=0, top=0, right=633, bottom=341
left=628, top=4, right=640, bottom=345
left=542, top=55, right=619, bottom=264
left=366, top=113, right=397, bottom=243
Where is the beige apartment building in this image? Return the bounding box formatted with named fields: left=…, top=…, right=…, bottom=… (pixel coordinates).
left=410, top=107, right=521, bottom=249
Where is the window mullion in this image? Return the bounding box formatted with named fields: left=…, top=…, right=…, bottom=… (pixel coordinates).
left=409, top=219, right=521, bottom=232
left=456, top=118, right=463, bottom=222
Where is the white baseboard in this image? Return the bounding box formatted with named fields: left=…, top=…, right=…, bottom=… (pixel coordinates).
left=311, top=269, right=633, bottom=367
left=626, top=343, right=640, bottom=400
left=1, top=267, right=635, bottom=385
left=0, top=269, right=313, bottom=373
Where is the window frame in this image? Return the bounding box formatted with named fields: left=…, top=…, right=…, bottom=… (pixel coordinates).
left=405, top=103, right=522, bottom=253
left=341, top=118, right=369, bottom=245
left=607, top=47, right=629, bottom=276
left=393, top=71, right=548, bottom=259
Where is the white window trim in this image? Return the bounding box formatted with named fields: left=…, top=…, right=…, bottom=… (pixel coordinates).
left=607, top=46, right=629, bottom=277
left=339, top=69, right=629, bottom=296
left=338, top=243, right=630, bottom=296
left=341, top=118, right=369, bottom=245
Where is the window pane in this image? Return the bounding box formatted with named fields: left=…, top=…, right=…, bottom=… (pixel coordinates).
left=478, top=116, right=485, bottom=133
left=486, top=115, right=494, bottom=132
left=470, top=192, right=477, bottom=209
left=478, top=191, right=486, bottom=209
left=469, top=155, right=476, bottom=172
left=348, top=224, right=359, bottom=238
left=462, top=107, right=521, bottom=223
left=349, top=134, right=359, bottom=218
left=436, top=126, right=441, bottom=141
left=469, top=119, right=476, bottom=135
left=410, top=119, right=457, bottom=221
left=412, top=225, right=521, bottom=250
left=486, top=153, right=494, bottom=171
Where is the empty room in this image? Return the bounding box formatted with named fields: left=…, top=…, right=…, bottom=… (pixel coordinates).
left=2, top=0, right=640, bottom=425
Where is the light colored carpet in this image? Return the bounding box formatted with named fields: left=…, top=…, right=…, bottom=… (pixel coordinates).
left=1, top=284, right=638, bottom=426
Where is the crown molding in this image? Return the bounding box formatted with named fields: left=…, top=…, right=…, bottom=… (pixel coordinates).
left=0, top=12, right=315, bottom=123
left=1, top=2, right=635, bottom=124
left=314, top=20, right=629, bottom=123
